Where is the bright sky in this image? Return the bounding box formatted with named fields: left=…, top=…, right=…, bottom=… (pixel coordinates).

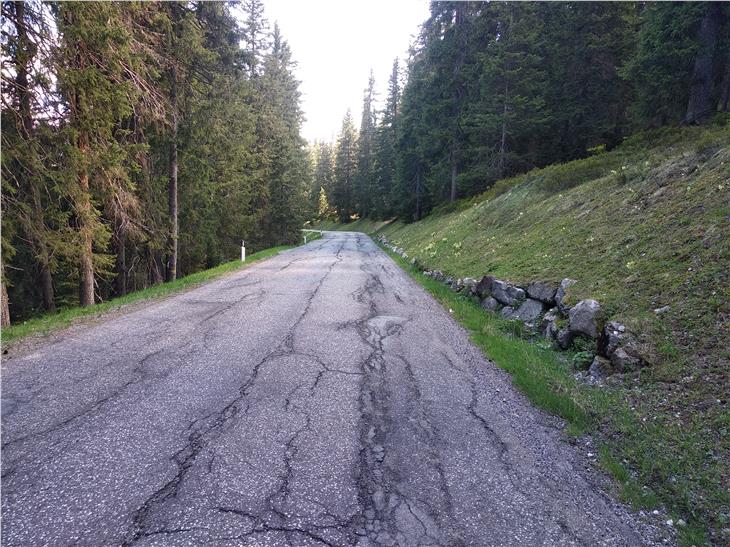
left=257, top=0, right=430, bottom=143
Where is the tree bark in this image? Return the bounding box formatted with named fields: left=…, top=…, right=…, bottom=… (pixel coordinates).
left=74, top=88, right=94, bottom=307
left=15, top=0, right=55, bottom=312
left=684, top=3, right=720, bottom=124
left=115, top=230, right=126, bottom=296
left=148, top=247, right=164, bottom=287
left=40, top=267, right=54, bottom=313
left=167, top=65, right=178, bottom=282
left=1, top=277, right=10, bottom=328
left=62, top=6, right=95, bottom=307
left=78, top=146, right=95, bottom=307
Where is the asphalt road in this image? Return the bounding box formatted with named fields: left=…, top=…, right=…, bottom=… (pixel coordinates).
left=1, top=231, right=653, bottom=546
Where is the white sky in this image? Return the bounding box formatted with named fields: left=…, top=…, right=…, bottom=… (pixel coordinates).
left=257, top=0, right=430, bottom=143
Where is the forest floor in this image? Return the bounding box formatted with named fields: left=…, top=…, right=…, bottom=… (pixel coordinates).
left=317, top=121, right=730, bottom=546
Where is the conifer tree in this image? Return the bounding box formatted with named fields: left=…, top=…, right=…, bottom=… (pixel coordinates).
left=258, top=23, right=309, bottom=245
left=354, top=72, right=376, bottom=217
left=57, top=3, right=155, bottom=305
left=313, top=142, right=335, bottom=219
left=372, top=59, right=400, bottom=218
left=1, top=1, right=60, bottom=313
left=333, top=111, right=358, bottom=223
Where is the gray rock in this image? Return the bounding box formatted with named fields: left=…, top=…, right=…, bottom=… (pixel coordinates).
left=511, top=298, right=546, bottom=322
left=501, top=306, right=516, bottom=319
left=480, top=297, right=501, bottom=312
left=432, top=271, right=445, bottom=282
left=598, top=321, right=624, bottom=356
left=568, top=299, right=602, bottom=339
left=491, top=280, right=526, bottom=307
left=462, top=277, right=477, bottom=294
left=527, top=281, right=558, bottom=304
left=541, top=308, right=560, bottom=341
left=589, top=356, right=614, bottom=380
left=445, top=276, right=455, bottom=288
left=610, top=348, right=642, bottom=372
left=598, top=321, right=644, bottom=371
left=475, top=275, right=495, bottom=298
left=653, top=305, right=671, bottom=315
left=556, top=328, right=573, bottom=350
left=555, top=278, right=577, bottom=312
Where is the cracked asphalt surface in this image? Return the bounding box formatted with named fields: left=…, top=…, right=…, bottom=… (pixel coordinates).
left=1, top=231, right=652, bottom=546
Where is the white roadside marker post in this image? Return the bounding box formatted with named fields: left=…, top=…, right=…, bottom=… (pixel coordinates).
left=304, top=233, right=308, bottom=244
left=241, top=239, right=246, bottom=262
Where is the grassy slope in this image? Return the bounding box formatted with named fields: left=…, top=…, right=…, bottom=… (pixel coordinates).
left=1, top=245, right=295, bottom=344
left=326, top=122, right=730, bottom=545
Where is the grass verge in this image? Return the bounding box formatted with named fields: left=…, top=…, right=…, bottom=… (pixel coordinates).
left=1, top=245, right=293, bottom=345
left=379, top=242, right=719, bottom=547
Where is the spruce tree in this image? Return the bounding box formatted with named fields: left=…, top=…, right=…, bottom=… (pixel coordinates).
left=372, top=59, right=401, bottom=219
left=313, top=142, right=335, bottom=220
left=57, top=3, right=152, bottom=305
left=354, top=72, right=377, bottom=217
left=333, top=111, right=358, bottom=223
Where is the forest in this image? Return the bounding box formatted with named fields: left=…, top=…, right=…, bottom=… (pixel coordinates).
left=316, top=2, right=730, bottom=222
left=2, top=1, right=730, bottom=327
left=1, top=0, right=309, bottom=325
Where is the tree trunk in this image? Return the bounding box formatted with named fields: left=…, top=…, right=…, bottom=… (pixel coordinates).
left=167, top=65, right=178, bottom=282
left=78, top=155, right=95, bottom=307
left=1, top=264, right=10, bottom=327
left=63, top=7, right=95, bottom=307
left=684, top=3, right=720, bottom=124
left=40, top=267, right=55, bottom=313
left=115, top=231, right=126, bottom=296
left=15, top=0, right=55, bottom=312
left=152, top=249, right=164, bottom=286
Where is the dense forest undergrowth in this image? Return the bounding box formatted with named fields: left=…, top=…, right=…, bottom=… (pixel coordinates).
left=320, top=122, right=730, bottom=545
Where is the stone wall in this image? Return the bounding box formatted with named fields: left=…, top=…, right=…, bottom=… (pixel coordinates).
left=378, top=235, right=646, bottom=381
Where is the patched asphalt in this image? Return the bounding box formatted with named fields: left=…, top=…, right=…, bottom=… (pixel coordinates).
left=1, top=232, right=658, bottom=545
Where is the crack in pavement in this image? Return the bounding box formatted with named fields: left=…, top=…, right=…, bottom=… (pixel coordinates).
left=122, top=239, right=348, bottom=545
left=1, top=232, right=658, bottom=547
